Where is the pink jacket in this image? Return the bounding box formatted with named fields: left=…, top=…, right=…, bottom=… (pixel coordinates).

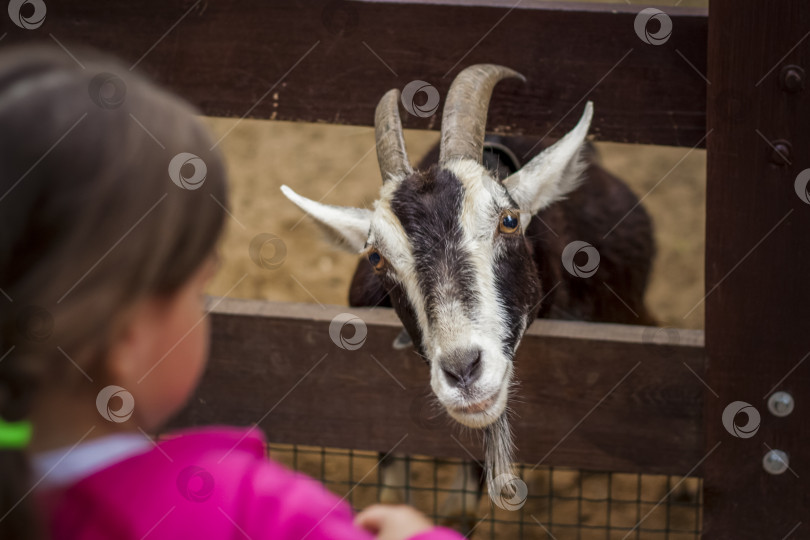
left=38, top=427, right=463, bottom=540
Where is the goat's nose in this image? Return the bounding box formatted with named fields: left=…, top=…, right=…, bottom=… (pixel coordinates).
left=441, top=349, right=483, bottom=389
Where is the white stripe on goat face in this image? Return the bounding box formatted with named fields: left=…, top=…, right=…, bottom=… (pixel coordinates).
left=368, top=175, right=433, bottom=353
left=368, top=159, right=524, bottom=428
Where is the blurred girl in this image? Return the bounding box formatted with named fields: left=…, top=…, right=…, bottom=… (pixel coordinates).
left=0, top=46, right=461, bottom=540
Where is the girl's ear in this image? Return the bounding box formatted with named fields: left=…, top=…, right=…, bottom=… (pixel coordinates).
left=281, top=185, right=372, bottom=253
left=105, top=300, right=158, bottom=388
left=102, top=302, right=149, bottom=388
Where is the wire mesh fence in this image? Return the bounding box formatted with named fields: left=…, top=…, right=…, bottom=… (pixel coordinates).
left=267, top=443, right=703, bottom=540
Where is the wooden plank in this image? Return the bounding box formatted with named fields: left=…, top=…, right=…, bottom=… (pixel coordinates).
left=169, top=298, right=705, bottom=476
left=703, top=1, right=810, bottom=538
left=4, top=1, right=706, bottom=147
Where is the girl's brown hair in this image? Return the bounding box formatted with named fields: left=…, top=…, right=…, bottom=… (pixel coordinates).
left=0, top=46, right=228, bottom=538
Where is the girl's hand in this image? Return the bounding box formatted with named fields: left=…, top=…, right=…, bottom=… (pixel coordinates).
left=355, top=504, right=435, bottom=540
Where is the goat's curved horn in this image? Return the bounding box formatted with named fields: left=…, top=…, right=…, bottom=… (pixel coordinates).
left=439, top=64, right=525, bottom=165
left=375, top=89, right=412, bottom=182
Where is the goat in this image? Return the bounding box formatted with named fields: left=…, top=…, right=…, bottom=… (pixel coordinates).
left=281, top=64, right=654, bottom=510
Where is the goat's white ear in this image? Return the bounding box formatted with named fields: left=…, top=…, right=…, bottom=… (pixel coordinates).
left=280, top=185, right=371, bottom=253
left=503, top=102, right=593, bottom=214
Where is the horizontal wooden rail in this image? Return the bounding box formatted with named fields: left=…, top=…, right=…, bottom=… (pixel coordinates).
left=6, top=1, right=707, bottom=147
left=170, top=298, right=706, bottom=476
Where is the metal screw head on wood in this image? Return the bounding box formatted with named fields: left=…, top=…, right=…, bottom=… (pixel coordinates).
left=763, top=449, right=790, bottom=475
left=767, top=391, right=794, bottom=417
left=780, top=65, right=805, bottom=93
left=770, top=140, right=792, bottom=166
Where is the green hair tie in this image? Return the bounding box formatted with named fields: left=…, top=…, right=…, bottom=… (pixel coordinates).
left=0, top=418, right=32, bottom=449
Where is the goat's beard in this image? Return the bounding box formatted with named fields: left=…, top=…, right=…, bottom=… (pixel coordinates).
left=483, top=413, right=515, bottom=486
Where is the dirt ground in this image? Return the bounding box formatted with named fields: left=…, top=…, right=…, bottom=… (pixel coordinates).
left=202, top=118, right=705, bottom=330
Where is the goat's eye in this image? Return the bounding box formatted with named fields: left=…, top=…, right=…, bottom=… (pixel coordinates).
left=499, top=210, right=520, bottom=234
left=368, top=249, right=385, bottom=271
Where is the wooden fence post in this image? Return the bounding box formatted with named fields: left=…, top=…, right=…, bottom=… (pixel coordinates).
left=704, top=1, right=810, bottom=537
